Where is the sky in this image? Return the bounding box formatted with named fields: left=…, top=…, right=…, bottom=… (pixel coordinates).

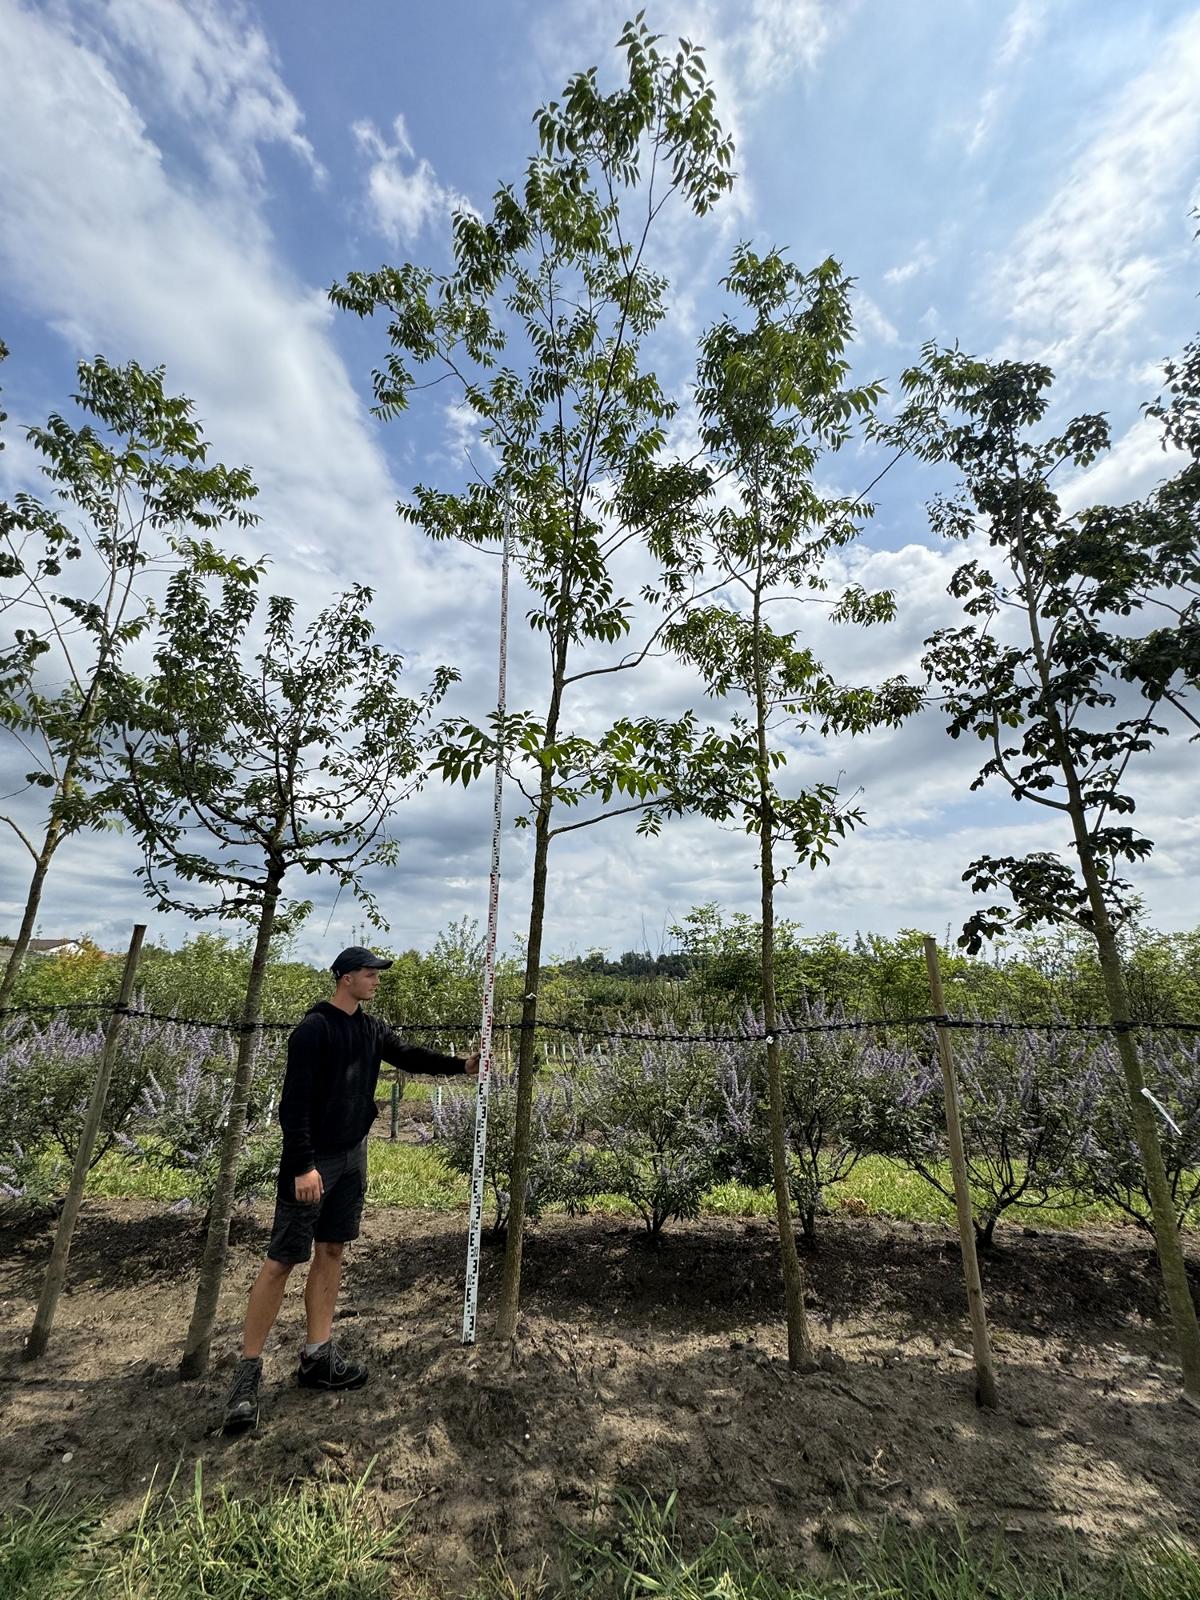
left=1, top=0, right=1198, bottom=965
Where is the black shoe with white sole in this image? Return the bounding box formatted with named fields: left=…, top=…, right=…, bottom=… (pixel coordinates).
left=296, top=1340, right=368, bottom=1392
left=222, top=1356, right=263, bottom=1433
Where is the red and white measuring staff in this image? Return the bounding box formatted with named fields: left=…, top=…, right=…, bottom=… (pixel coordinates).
left=462, top=499, right=511, bottom=1345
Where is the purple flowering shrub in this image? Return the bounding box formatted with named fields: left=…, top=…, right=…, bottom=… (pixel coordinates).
left=432, top=1068, right=580, bottom=1234
left=1068, top=1033, right=1200, bottom=1231
left=0, top=1009, right=181, bottom=1190
left=712, top=1008, right=918, bottom=1244
left=876, top=1024, right=1090, bottom=1247
left=0, top=1018, right=41, bottom=1196
left=572, top=1032, right=727, bottom=1240
left=120, top=1025, right=284, bottom=1214
left=780, top=1015, right=921, bottom=1244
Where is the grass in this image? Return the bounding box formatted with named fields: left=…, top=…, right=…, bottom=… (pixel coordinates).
left=71, top=1141, right=1141, bottom=1233
left=0, top=1466, right=410, bottom=1599
left=538, top=1496, right=1200, bottom=1600
left=368, top=1141, right=469, bottom=1208
left=3, top=1485, right=1197, bottom=1600
left=0, top=1499, right=93, bottom=1599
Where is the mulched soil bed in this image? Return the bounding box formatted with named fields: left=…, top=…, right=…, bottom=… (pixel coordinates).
left=1, top=1200, right=1198, bottom=1583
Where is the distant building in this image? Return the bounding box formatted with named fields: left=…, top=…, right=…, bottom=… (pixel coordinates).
left=0, top=937, right=88, bottom=957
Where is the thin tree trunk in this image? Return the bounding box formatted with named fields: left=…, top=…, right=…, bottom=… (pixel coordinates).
left=752, top=579, right=813, bottom=1370
left=179, top=864, right=283, bottom=1379
left=494, top=774, right=553, bottom=1342
left=1074, top=829, right=1200, bottom=1405
left=24, top=924, right=146, bottom=1360
left=0, top=819, right=62, bottom=1008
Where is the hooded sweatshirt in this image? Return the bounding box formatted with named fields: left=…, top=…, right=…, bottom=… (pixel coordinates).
left=278, top=1000, right=465, bottom=1178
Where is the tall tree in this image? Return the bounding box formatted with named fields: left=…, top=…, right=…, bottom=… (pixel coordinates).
left=118, top=547, right=455, bottom=1377
left=0, top=357, right=257, bottom=1006
left=889, top=344, right=1200, bottom=1408
left=332, top=18, right=734, bottom=1338
left=662, top=249, right=918, bottom=1364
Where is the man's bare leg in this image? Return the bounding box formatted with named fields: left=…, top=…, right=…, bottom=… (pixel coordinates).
left=304, top=1241, right=344, bottom=1347
left=241, top=1259, right=293, bottom=1358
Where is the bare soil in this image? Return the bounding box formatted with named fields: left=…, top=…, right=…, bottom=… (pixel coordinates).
left=1, top=1197, right=1198, bottom=1584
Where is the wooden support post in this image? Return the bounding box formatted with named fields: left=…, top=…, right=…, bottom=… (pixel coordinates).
left=24, top=924, right=147, bottom=1361
left=923, top=935, right=999, bottom=1410
left=390, top=1075, right=400, bottom=1140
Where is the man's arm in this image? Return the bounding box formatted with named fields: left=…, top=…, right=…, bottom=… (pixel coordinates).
left=376, top=1022, right=479, bottom=1076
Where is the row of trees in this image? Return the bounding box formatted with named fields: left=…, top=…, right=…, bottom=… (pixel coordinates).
left=11, top=916, right=1200, bottom=1034
left=2, top=19, right=1198, bottom=1399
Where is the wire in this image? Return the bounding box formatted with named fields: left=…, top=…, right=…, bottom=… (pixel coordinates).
left=2, top=1001, right=1198, bottom=1040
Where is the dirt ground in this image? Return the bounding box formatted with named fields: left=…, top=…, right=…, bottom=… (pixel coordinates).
left=1, top=1194, right=1198, bottom=1584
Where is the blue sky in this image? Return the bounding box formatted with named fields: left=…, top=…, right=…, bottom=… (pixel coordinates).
left=1, top=0, right=1198, bottom=963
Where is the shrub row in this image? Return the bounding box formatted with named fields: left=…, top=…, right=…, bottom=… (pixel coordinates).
left=431, top=1011, right=1200, bottom=1244
left=2, top=1008, right=1197, bottom=1244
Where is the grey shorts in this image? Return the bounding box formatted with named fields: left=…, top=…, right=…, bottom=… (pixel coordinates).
left=268, top=1139, right=368, bottom=1264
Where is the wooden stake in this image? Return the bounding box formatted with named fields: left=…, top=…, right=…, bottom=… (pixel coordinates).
left=390, top=1075, right=400, bottom=1140
left=923, top=935, right=999, bottom=1410
left=24, top=924, right=147, bottom=1361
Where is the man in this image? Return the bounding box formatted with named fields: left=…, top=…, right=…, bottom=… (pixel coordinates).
left=222, top=945, right=479, bottom=1432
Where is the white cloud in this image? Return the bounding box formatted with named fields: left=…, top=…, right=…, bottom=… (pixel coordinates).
left=990, top=11, right=1200, bottom=374
left=1056, top=412, right=1186, bottom=519
left=531, top=0, right=850, bottom=159
left=883, top=242, right=936, bottom=287
left=352, top=115, right=473, bottom=248
left=85, top=0, right=324, bottom=192
left=966, top=0, right=1047, bottom=156
left=0, top=0, right=462, bottom=601
left=997, top=0, right=1046, bottom=69
left=738, top=0, right=842, bottom=89
left=854, top=292, right=899, bottom=347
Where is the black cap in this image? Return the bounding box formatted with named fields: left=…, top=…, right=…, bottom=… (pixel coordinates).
left=331, top=946, right=394, bottom=978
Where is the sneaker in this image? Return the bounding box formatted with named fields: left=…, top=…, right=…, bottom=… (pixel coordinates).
left=297, top=1340, right=368, bottom=1392
left=222, top=1356, right=263, bottom=1433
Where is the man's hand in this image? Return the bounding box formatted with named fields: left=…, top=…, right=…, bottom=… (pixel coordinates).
left=295, top=1167, right=323, bottom=1204
left=464, top=1049, right=481, bottom=1077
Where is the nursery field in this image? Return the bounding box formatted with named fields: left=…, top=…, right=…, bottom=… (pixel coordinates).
left=2, top=1191, right=1199, bottom=1595
left=3, top=940, right=1200, bottom=1593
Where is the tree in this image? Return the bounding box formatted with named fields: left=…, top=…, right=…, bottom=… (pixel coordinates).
left=890, top=342, right=1200, bottom=1407
left=331, top=18, right=734, bottom=1339
left=118, top=546, right=455, bottom=1376
left=662, top=249, right=919, bottom=1364
left=0, top=357, right=257, bottom=1006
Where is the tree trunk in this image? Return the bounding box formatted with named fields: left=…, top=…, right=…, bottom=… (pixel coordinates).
left=494, top=781, right=553, bottom=1343
left=179, top=865, right=283, bottom=1379
left=1074, top=829, right=1200, bottom=1404
left=0, top=818, right=63, bottom=1009
left=752, top=582, right=813, bottom=1369
left=974, top=1216, right=997, bottom=1252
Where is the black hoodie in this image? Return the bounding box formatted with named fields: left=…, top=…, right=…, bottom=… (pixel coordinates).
left=278, top=1000, right=465, bottom=1177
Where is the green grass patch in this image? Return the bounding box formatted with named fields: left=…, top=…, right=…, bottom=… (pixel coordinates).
left=366, top=1141, right=469, bottom=1209
left=0, top=1466, right=411, bottom=1600
left=704, top=1156, right=1132, bottom=1231
left=0, top=1500, right=95, bottom=1600
left=547, top=1494, right=1200, bottom=1600
left=2, top=1477, right=1197, bottom=1599
left=50, top=1138, right=1143, bottom=1233
left=83, top=1149, right=198, bottom=1204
